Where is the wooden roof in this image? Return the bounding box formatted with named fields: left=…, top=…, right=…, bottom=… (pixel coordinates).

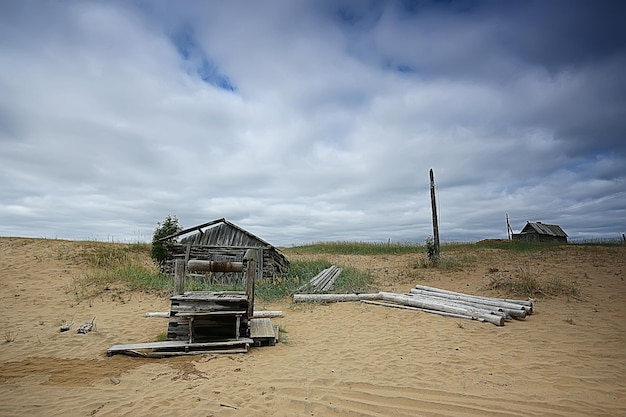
left=159, top=218, right=274, bottom=247
left=520, top=221, right=568, bottom=237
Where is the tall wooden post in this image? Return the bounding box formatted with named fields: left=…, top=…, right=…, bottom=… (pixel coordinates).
left=244, top=249, right=261, bottom=319
left=506, top=213, right=513, bottom=240
left=174, top=259, right=186, bottom=296
left=429, top=169, right=440, bottom=258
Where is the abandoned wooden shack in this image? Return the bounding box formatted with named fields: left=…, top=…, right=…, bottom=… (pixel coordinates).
left=159, top=218, right=289, bottom=282
left=512, top=221, right=568, bottom=243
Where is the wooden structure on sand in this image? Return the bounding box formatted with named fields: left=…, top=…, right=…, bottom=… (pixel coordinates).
left=512, top=221, right=568, bottom=243
left=158, top=218, right=289, bottom=282
left=107, top=249, right=277, bottom=357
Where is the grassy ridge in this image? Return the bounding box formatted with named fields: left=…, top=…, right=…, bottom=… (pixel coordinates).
left=68, top=239, right=618, bottom=302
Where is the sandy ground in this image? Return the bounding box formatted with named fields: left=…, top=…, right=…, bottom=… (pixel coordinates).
left=1, top=237, right=625, bottom=416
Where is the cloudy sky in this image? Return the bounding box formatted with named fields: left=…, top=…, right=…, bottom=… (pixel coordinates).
left=1, top=0, right=625, bottom=246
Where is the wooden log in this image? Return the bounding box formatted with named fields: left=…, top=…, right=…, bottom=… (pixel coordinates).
left=409, top=289, right=529, bottom=312
left=414, top=285, right=533, bottom=312
left=174, top=259, right=186, bottom=296
left=361, top=300, right=495, bottom=323
left=402, top=294, right=510, bottom=320
left=252, top=311, right=283, bottom=318
left=293, top=293, right=382, bottom=303
left=188, top=260, right=244, bottom=273
left=407, top=290, right=527, bottom=319
left=379, top=292, right=504, bottom=326
left=406, top=293, right=523, bottom=320
left=145, top=312, right=170, bottom=318
left=360, top=300, right=421, bottom=311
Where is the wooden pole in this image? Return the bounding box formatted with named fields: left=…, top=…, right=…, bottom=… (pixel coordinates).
left=414, top=284, right=533, bottom=312
left=174, top=259, right=186, bottom=296
left=187, top=260, right=243, bottom=273
left=379, top=292, right=504, bottom=326
left=293, top=293, right=382, bottom=302
left=429, top=169, right=440, bottom=258
left=506, top=213, right=513, bottom=240
left=244, top=249, right=260, bottom=319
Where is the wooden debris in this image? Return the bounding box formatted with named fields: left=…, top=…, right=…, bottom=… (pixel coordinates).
left=295, top=265, right=342, bottom=293
left=294, top=286, right=534, bottom=327
left=145, top=312, right=170, bottom=318
left=379, top=292, right=505, bottom=326
left=249, top=318, right=277, bottom=346
left=59, top=321, right=73, bottom=332
left=413, top=285, right=534, bottom=313
left=107, top=338, right=253, bottom=357
left=77, top=317, right=95, bottom=334
left=252, top=310, right=283, bottom=318
left=293, top=293, right=382, bottom=302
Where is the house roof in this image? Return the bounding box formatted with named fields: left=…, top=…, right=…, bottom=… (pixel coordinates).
left=521, top=221, right=568, bottom=237
left=158, top=218, right=274, bottom=247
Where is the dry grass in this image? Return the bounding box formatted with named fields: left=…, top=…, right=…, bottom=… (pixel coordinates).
left=487, top=265, right=581, bottom=298
left=4, top=330, right=16, bottom=343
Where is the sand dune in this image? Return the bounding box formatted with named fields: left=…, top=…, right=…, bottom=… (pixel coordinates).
left=1, top=237, right=625, bottom=416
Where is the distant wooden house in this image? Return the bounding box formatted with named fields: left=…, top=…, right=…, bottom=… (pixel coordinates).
left=512, top=221, right=568, bottom=243
left=159, top=218, right=289, bottom=281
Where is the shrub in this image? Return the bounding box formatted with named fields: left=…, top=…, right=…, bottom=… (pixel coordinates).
left=151, top=214, right=182, bottom=266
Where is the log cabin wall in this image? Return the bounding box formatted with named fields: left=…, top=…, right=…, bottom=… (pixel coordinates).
left=162, top=221, right=289, bottom=281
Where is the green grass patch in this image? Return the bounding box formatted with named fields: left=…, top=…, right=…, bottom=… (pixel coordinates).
left=286, top=241, right=425, bottom=255
left=153, top=332, right=168, bottom=342
left=256, top=259, right=376, bottom=302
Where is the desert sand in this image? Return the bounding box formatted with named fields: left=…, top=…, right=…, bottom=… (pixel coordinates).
left=1, top=237, right=625, bottom=416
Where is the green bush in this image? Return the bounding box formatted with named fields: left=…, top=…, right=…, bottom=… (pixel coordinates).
left=151, top=214, right=182, bottom=266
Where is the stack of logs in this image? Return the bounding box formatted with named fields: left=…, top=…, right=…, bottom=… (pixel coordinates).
left=293, top=284, right=534, bottom=326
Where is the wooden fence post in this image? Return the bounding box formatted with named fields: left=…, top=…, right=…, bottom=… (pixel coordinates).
left=174, top=259, right=186, bottom=296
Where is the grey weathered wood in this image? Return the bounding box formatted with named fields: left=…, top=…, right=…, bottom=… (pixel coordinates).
left=244, top=248, right=260, bottom=319
left=429, top=168, right=440, bottom=258
left=362, top=300, right=496, bottom=323
left=145, top=312, right=169, bottom=317
left=187, top=260, right=244, bottom=273
left=407, top=290, right=527, bottom=319
left=414, top=285, right=533, bottom=313
left=141, top=348, right=248, bottom=357
left=252, top=311, right=283, bottom=318
left=174, top=259, right=186, bottom=296
left=249, top=318, right=276, bottom=341
left=405, top=293, right=512, bottom=319
left=293, top=293, right=382, bottom=302
left=360, top=300, right=422, bottom=311
left=107, top=338, right=254, bottom=353
left=379, top=292, right=504, bottom=326
left=409, top=288, right=529, bottom=313
left=295, top=265, right=342, bottom=293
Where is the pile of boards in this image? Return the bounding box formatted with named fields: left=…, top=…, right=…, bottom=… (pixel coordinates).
left=295, top=265, right=342, bottom=293
left=293, top=284, right=534, bottom=326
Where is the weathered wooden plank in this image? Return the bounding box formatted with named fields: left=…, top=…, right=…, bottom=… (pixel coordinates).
left=293, top=293, right=382, bottom=302
left=142, top=348, right=249, bottom=357
left=107, top=338, right=254, bottom=353
left=176, top=310, right=247, bottom=317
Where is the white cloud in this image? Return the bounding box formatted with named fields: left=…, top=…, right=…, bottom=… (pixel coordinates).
left=0, top=0, right=624, bottom=245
